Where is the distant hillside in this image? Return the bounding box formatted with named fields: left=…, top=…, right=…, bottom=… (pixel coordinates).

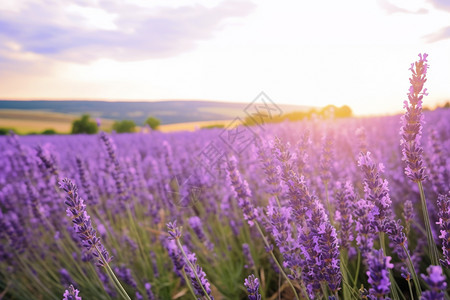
left=0, top=100, right=312, bottom=125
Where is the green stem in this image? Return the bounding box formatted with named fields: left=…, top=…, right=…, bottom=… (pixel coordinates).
left=96, top=246, right=132, bottom=300
left=182, top=268, right=198, bottom=300
left=379, top=233, right=400, bottom=300
left=407, top=280, right=414, bottom=300
left=340, top=250, right=351, bottom=300
left=175, top=239, right=213, bottom=300
left=352, top=250, right=361, bottom=290
left=321, top=282, right=329, bottom=299
left=417, top=182, right=440, bottom=266
left=402, top=244, right=422, bottom=298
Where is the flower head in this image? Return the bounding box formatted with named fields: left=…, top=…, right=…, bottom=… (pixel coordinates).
left=244, top=274, right=261, bottom=300
left=59, top=178, right=111, bottom=267
left=400, top=53, right=429, bottom=182
left=421, top=265, right=447, bottom=300
left=366, top=249, right=393, bottom=299
left=62, top=284, right=81, bottom=300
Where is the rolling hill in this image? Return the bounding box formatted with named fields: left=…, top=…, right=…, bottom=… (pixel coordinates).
left=0, top=100, right=312, bottom=125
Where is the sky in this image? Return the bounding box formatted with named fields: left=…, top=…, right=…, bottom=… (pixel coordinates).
left=0, top=0, right=449, bottom=116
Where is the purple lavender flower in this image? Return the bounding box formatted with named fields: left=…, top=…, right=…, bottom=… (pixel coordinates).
left=358, top=152, right=392, bottom=232
left=165, top=240, right=185, bottom=279
left=114, top=266, right=138, bottom=290
left=334, top=181, right=355, bottom=250
left=427, top=129, right=449, bottom=194
left=437, top=192, right=450, bottom=268
left=75, top=157, right=97, bottom=205
left=60, top=268, right=75, bottom=287
left=166, top=222, right=214, bottom=300
left=421, top=265, right=447, bottom=300
left=295, top=129, right=311, bottom=176
left=144, top=282, right=156, bottom=300
left=400, top=53, right=428, bottom=182
left=366, top=249, right=393, bottom=300
left=272, top=137, right=296, bottom=183
left=244, top=274, right=261, bottom=300
left=242, top=243, right=255, bottom=270
left=384, top=219, right=408, bottom=261
left=355, top=127, right=368, bottom=154
left=256, top=141, right=282, bottom=197
left=35, top=144, right=59, bottom=176
left=59, top=178, right=111, bottom=267
left=266, top=199, right=294, bottom=254
left=317, top=222, right=341, bottom=293
left=184, top=252, right=214, bottom=300
left=188, top=216, right=213, bottom=250
left=167, top=221, right=182, bottom=240
left=354, top=199, right=376, bottom=258
left=99, top=132, right=129, bottom=203
left=319, top=130, right=334, bottom=184
left=402, top=200, right=414, bottom=236
left=62, top=284, right=81, bottom=300
left=226, top=156, right=257, bottom=226
left=300, top=199, right=331, bottom=296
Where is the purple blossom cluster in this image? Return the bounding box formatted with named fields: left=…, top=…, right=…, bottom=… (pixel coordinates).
left=62, top=284, right=82, bottom=300
left=400, top=53, right=428, bottom=182
left=366, top=249, right=394, bottom=299
left=59, top=178, right=112, bottom=267
left=421, top=265, right=447, bottom=300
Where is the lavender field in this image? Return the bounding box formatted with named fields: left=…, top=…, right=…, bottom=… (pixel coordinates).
left=0, top=55, right=449, bottom=300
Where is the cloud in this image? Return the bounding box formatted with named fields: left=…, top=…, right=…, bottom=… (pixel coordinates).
left=423, top=26, right=450, bottom=42
left=427, top=0, right=450, bottom=12
left=376, top=0, right=428, bottom=15
left=0, top=0, right=255, bottom=64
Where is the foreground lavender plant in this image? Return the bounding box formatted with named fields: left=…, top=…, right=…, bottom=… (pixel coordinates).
left=400, top=53, right=440, bottom=266
left=244, top=274, right=261, bottom=300
left=400, top=53, right=428, bottom=183
left=59, top=178, right=111, bottom=267
left=59, top=178, right=131, bottom=300
left=167, top=221, right=214, bottom=300
left=62, top=284, right=81, bottom=300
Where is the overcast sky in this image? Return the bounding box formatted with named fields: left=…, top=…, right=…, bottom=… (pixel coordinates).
left=1, top=0, right=449, bottom=115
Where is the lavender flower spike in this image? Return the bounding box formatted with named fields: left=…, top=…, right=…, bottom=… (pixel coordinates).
left=401, top=53, right=440, bottom=266
left=59, top=178, right=112, bottom=267
left=63, top=284, right=82, bottom=300
left=421, top=265, right=447, bottom=300
left=244, top=274, right=261, bottom=300
left=437, top=192, right=450, bottom=268
left=400, top=53, right=428, bottom=182
left=366, top=249, right=394, bottom=300
left=226, top=156, right=257, bottom=226
left=358, top=151, right=392, bottom=232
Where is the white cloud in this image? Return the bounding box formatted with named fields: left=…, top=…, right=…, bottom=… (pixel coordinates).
left=0, top=0, right=255, bottom=63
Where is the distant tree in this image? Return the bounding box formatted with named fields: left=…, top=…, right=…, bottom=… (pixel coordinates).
left=336, top=105, right=353, bottom=118
left=444, top=101, right=450, bottom=109
left=113, top=120, right=136, bottom=133
left=42, top=129, right=57, bottom=135
left=200, top=124, right=225, bottom=130
left=144, top=116, right=161, bottom=130
left=71, top=114, right=98, bottom=134
left=0, top=128, right=12, bottom=135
